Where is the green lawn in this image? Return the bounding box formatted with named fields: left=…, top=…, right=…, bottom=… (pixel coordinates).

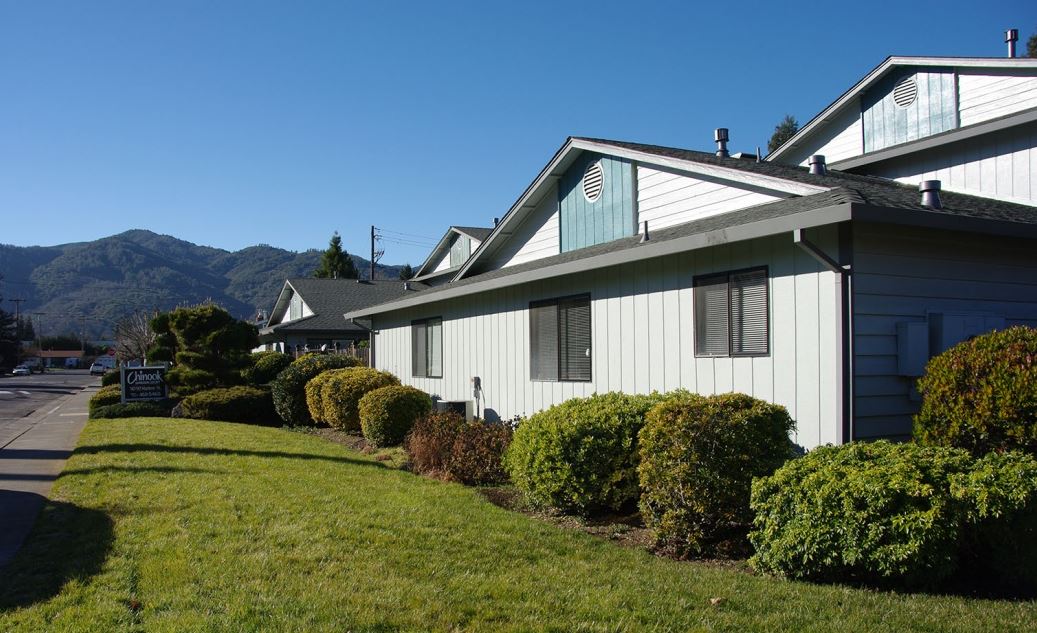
left=1, top=418, right=1035, bottom=632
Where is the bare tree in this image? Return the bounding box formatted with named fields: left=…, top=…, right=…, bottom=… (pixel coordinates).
left=114, top=310, right=156, bottom=364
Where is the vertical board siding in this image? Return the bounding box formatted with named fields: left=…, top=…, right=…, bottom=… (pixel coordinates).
left=373, top=233, right=842, bottom=450
left=866, top=121, right=1037, bottom=206
left=559, top=153, right=634, bottom=252
left=853, top=224, right=1037, bottom=440
left=863, top=69, right=957, bottom=153
left=783, top=101, right=865, bottom=167
left=958, top=70, right=1037, bottom=127
left=636, top=166, right=780, bottom=230
left=490, top=185, right=561, bottom=269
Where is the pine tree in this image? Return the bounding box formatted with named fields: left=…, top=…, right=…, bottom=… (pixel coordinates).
left=399, top=264, right=414, bottom=280
left=1028, top=29, right=1037, bottom=58
left=0, top=308, right=19, bottom=369
left=314, top=231, right=359, bottom=279
left=767, top=115, right=799, bottom=154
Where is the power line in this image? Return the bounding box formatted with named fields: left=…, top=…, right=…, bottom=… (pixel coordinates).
left=376, top=227, right=440, bottom=242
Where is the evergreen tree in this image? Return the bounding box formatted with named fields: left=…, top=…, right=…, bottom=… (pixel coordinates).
left=0, top=308, right=18, bottom=369
left=399, top=263, right=414, bottom=280
left=1028, top=29, right=1036, bottom=58
left=313, top=231, right=359, bottom=279
left=767, top=115, right=799, bottom=154
left=15, top=316, right=34, bottom=341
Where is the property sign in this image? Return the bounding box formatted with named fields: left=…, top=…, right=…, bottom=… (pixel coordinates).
left=121, top=366, right=168, bottom=403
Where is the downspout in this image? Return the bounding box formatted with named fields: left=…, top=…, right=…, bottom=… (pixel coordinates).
left=349, top=316, right=377, bottom=368
left=793, top=228, right=854, bottom=444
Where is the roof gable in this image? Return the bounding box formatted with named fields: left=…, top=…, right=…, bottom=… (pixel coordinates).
left=413, top=226, right=492, bottom=279
left=263, top=278, right=425, bottom=334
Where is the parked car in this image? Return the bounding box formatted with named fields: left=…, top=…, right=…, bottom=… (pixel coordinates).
left=12, top=365, right=31, bottom=376
left=89, top=362, right=107, bottom=376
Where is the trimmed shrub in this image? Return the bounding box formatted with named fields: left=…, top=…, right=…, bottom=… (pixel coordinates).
left=504, top=392, right=666, bottom=513
left=359, top=385, right=432, bottom=447
left=915, top=326, right=1037, bottom=456
left=180, top=386, right=278, bottom=425
left=243, top=351, right=293, bottom=386
left=270, top=354, right=364, bottom=425
left=321, top=367, right=400, bottom=432
left=639, top=392, right=795, bottom=558
left=304, top=369, right=348, bottom=425
left=88, top=385, right=123, bottom=416
left=91, top=402, right=171, bottom=419
left=749, top=440, right=975, bottom=589
left=405, top=412, right=513, bottom=485
left=101, top=371, right=120, bottom=387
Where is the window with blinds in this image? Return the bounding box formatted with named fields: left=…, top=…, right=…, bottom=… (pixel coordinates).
left=411, top=317, right=443, bottom=378
left=694, top=268, right=769, bottom=357
left=530, top=295, right=591, bottom=381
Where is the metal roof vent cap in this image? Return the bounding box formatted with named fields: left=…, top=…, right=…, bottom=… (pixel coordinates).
left=808, top=155, right=827, bottom=176
left=714, top=128, right=729, bottom=158
left=1007, top=28, right=1019, bottom=58
left=920, top=180, right=942, bottom=209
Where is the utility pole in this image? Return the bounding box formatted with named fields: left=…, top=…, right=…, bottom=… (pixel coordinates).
left=370, top=225, right=376, bottom=281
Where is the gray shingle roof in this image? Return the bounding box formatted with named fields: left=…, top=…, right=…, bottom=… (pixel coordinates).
left=264, top=278, right=426, bottom=333
left=452, top=226, right=493, bottom=242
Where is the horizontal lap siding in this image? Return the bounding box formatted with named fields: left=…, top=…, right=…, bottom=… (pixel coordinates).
left=783, top=101, right=865, bottom=166
left=374, top=229, right=843, bottom=449
left=636, top=167, right=779, bottom=231
left=853, top=224, right=1037, bottom=440
left=490, top=185, right=561, bottom=269
left=958, top=70, right=1037, bottom=127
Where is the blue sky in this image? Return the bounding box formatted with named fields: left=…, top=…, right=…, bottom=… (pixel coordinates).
left=1, top=1, right=1034, bottom=266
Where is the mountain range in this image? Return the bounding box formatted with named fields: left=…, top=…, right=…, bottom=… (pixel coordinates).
left=0, top=230, right=405, bottom=339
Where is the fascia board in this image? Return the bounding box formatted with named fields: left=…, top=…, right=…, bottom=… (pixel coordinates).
left=345, top=203, right=855, bottom=319
left=266, top=280, right=295, bottom=326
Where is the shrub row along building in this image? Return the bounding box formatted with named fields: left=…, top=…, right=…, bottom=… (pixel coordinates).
left=272, top=53, right=1037, bottom=451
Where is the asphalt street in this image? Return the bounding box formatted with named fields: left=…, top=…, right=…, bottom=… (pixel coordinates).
left=0, top=370, right=98, bottom=448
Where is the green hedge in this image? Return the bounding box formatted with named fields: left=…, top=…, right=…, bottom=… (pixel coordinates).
left=504, top=392, right=666, bottom=513
left=88, top=385, right=123, bottom=416
left=320, top=367, right=399, bottom=432
left=180, top=386, right=278, bottom=425
left=304, top=369, right=349, bottom=426
left=101, top=371, right=120, bottom=387
left=91, top=402, right=171, bottom=419
left=915, top=326, right=1037, bottom=456
left=270, top=354, right=364, bottom=425
left=750, top=441, right=1037, bottom=593
left=243, top=351, right=293, bottom=386
left=639, top=392, right=795, bottom=558
left=359, top=385, right=432, bottom=447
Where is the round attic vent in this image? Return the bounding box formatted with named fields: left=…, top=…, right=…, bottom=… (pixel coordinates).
left=892, top=76, right=918, bottom=108
left=582, top=161, right=604, bottom=202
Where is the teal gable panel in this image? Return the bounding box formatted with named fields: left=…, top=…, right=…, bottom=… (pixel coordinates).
left=559, top=153, right=634, bottom=253
left=863, top=68, right=957, bottom=153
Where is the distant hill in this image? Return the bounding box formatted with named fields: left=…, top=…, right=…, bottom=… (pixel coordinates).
left=0, top=229, right=405, bottom=339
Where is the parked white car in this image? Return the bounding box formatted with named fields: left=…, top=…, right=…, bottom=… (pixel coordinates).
left=12, top=365, right=31, bottom=376
left=89, top=362, right=107, bottom=376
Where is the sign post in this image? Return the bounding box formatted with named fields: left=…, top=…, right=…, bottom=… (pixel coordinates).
left=120, top=366, right=169, bottom=404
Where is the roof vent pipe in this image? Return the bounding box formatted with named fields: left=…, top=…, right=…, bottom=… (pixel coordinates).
left=714, top=128, right=730, bottom=158
left=403, top=281, right=411, bottom=291
left=920, top=180, right=942, bottom=209
left=1006, top=28, right=1019, bottom=58
left=640, top=220, right=650, bottom=243
left=493, top=217, right=499, bottom=227
left=808, top=155, right=827, bottom=176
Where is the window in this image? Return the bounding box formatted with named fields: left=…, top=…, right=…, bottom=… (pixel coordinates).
left=694, top=268, right=769, bottom=357
left=412, top=317, right=442, bottom=378
left=530, top=295, right=591, bottom=381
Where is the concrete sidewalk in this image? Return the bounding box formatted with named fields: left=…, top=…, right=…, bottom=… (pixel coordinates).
left=0, top=385, right=96, bottom=566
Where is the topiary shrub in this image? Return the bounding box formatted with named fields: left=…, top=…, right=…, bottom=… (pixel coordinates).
left=91, top=402, right=172, bottom=419
left=639, top=392, right=795, bottom=558
left=405, top=412, right=513, bottom=485
left=243, top=351, right=293, bottom=386
left=180, top=386, right=278, bottom=425
left=101, top=371, right=120, bottom=387
left=304, top=369, right=347, bottom=425
left=270, top=354, right=364, bottom=425
left=915, top=326, right=1037, bottom=456
left=88, top=385, right=123, bottom=416
left=321, top=367, right=400, bottom=432
left=504, top=392, right=666, bottom=514
left=359, top=385, right=432, bottom=447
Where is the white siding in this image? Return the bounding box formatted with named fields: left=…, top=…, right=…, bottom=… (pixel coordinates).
left=782, top=100, right=865, bottom=167
left=868, top=121, right=1037, bottom=206
left=853, top=224, right=1037, bottom=440
left=636, top=167, right=780, bottom=230
left=958, top=70, right=1037, bottom=127
left=374, top=228, right=843, bottom=450
left=489, top=185, right=560, bottom=269
left=430, top=251, right=451, bottom=273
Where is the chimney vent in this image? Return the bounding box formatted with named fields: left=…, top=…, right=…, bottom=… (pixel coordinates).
left=403, top=281, right=411, bottom=291
left=714, top=128, right=730, bottom=158
left=808, top=155, right=827, bottom=176
left=1006, top=28, right=1019, bottom=58
left=920, top=180, right=942, bottom=209
left=640, top=220, right=650, bottom=243
left=493, top=217, right=499, bottom=227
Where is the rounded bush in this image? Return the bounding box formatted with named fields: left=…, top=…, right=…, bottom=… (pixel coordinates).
left=915, top=326, right=1037, bottom=456
left=180, top=386, right=277, bottom=425
left=88, top=385, right=123, bottom=416
left=304, top=369, right=347, bottom=425
left=504, top=392, right=666, bottom=513
left=270, top=354, right=364, bottom=425
left=243, top=351, right=293, bottom=386
left=321, top=367, right=400, bottom=432
left=101, top=371, right=120, bottom=387
left=405, top=412, right=513, bottom=485
left=91, top=402, right=171, bottom=419
left=359, top=385, right=432, bottom=447
left=639, top=392, right=795, bottom=558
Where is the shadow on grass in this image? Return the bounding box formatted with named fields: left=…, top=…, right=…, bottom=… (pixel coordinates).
left=73, top=444, right=389, bottom=469
left=0, top=493, right=113, bottom=611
